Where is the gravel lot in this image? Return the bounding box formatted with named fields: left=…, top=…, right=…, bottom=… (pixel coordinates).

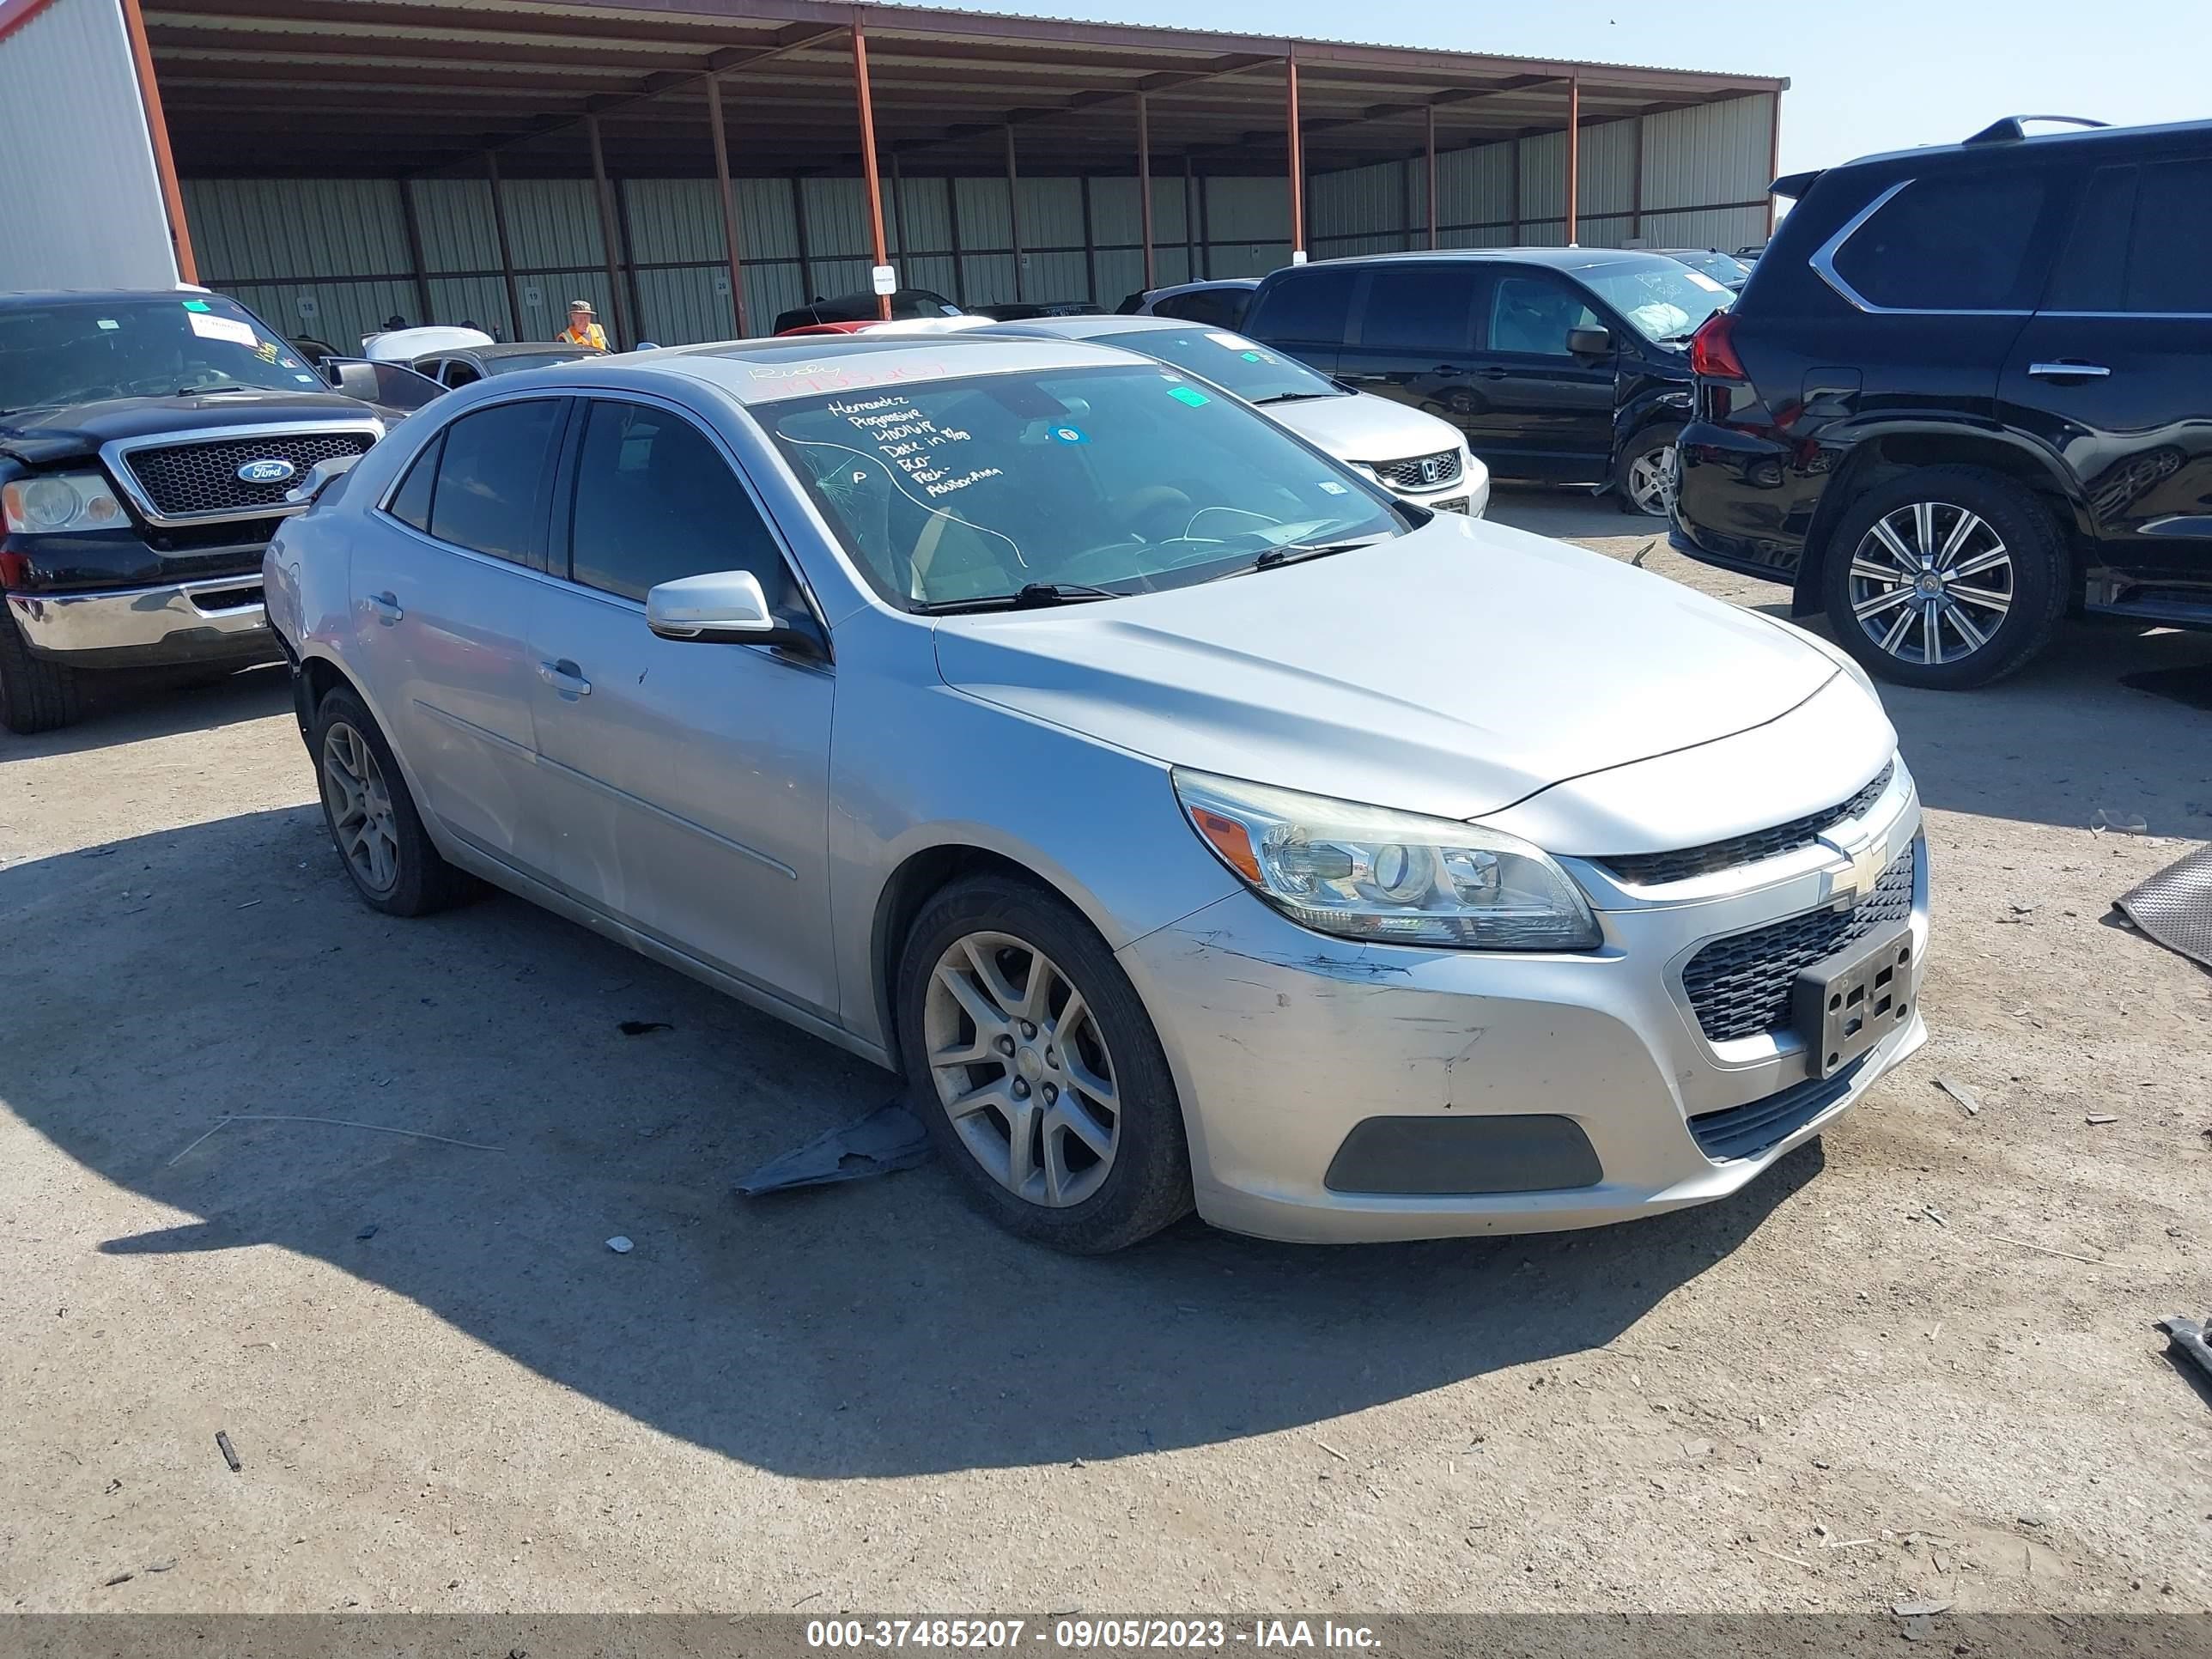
left=2, top=491, right=2208, bottom=1615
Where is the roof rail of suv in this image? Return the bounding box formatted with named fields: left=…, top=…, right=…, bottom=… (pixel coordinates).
left=1962, top=114, right=2110, bottom=145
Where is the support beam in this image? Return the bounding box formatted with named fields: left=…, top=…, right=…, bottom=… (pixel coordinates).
left=1195, top=167, right=1211, bottom=279
left=118, top=0, right=198, bottom=282
left=613, top=176, right=645, bottom=343
left=850, top=17, right=891, bottom=319
left=483, top=149, right=522, bottom=341
left=1630, top=109, right=1644, bottom=241
left=1765, top=91, right=1782, bottom=236
left=1004, top=124, right=1024, bottom=304
left=945, top=175, right=967, bottom=306
left=1284, top=43, right=1304, bottom=262
left=1079, top=173, right=1097, bottom=305
left=889, top=149, right=907, bottom=263
left=1564, top=76, right=1579, bottom=246
left=790, top=173, right=815, bottom=302
left=1183, top=153, right=1197, bottom=279
left=397, top=178, right=434, bottom=326
left=1136, top=90, right=1154, bottom=291
left=879, top=52, right=1273, bottom=164
left=703, top=74, right=749, bottom=335
left=1510, top=132, right=1522, bottom=242
left=585, top=113, right=629, bottom=347
left=1425, top=101, right=1438, bottom=248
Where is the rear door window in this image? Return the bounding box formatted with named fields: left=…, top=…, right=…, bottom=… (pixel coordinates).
left=1829, top=173, right=2051, bottom=310
left=426, top=398, right=566, bottom=568
left=1153, top=289, right=1245, bottom=330
left=2046, top=160, right=2212, bottom=313
left=1246, top=267, right=1358, bottom=349
left=1354, top=265, right=1480, bottom=354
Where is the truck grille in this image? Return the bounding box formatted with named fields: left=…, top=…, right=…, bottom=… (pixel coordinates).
left=122, top=431, right=375, bottom=521
left=1681, top=842, right=1916, bottom=1043
left=1605, top=763, right=1894, bottom=887
left=1371, top=448, right=1462, bottom=489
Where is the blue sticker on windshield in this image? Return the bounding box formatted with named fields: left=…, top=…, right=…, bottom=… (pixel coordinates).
left=294, top=373, right=318, bottom=383
left=181, top=299, right=211, bottom=312
left=1049, top=424, right=1089, bottom=444
left=1240, top=350, right=1262, bottom=362
left=1318, top=481, right=1349, bottom=495
left=1167, top=386, right=1211, bottom=407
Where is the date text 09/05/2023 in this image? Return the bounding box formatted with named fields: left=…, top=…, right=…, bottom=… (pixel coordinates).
left=805, top=1620, right=1381, bottom=1651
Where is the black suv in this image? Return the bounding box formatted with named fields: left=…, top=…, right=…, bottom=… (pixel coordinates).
left=1242, top=247, right=1735, bottom=516
left=0, top=290, right=422, bottom=734
left=1673, top=116, right=2212, bottom=689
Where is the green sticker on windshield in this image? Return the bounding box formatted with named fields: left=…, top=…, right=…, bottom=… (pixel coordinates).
left=1240, top=350, right=1261, bottom=362
left=1167, top=386, right=1211, bottom=407
left=181, top=299, right=211, bottom=312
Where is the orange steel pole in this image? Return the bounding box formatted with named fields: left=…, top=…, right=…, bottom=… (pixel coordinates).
left=852, top=16, right=893, bottom=320
left=118, top=0, right=197, bottom=282
left=1564, top=76, right=1581, bottom=246
left=1285, top=42, right=1304, bottom=261
left=705, top=73, right=750, bottom=335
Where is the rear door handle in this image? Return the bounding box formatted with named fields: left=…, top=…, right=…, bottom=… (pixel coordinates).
left=538, top=659, right=592, bottom=697
left=1474, top=366, right=1510, bottom=380
left=2027, top=362, right=2112, bottom=379
left=366, top=592, right=403, bottom=623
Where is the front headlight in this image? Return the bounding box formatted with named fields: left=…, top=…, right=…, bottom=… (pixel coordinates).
left=1173, top=769, right=1601, bottom=951
left=2, top=471, right=126, bottom=535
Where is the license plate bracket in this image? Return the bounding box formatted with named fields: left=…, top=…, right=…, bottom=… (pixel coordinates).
left=1792, top=921, right=1914, bottom=1079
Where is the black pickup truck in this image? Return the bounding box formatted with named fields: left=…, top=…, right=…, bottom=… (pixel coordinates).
left=1, top=290, right=433, bottom=734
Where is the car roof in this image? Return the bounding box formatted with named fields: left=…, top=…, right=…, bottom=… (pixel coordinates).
left=1275, top=246, right=1688, bottom=276
left=994, top=314, right=1200, bottom=339
left=0, top=289, right=237, bottom=309
left=458, top=342, right=596, bottom=360
left=1832, top=115, right=2212, bottom=175
left=1149, top=278, right=1260, bottom=295
left=535, top=334, right=1146, bottom=406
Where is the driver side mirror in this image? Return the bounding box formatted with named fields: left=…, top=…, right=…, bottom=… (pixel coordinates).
left=1566, top=325, right=1614, bottom=357
left=646, top=569, right=824, bottom=657
left=283, top=453, right=361, bottom=507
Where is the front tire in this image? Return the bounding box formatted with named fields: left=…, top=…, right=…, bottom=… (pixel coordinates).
left=1614, top=423, right=1680, bottom=517
left=1820, top=466, right=2069, bottom=690
left=896, top=874, right=1193, bottom=1253
left=310, top=687, right=472, bottom=916
left=0, top=616, right=84, bottom=735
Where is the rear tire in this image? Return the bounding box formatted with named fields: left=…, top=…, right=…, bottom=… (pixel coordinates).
left=1820, top=466, right=2068, bottom=690
left=1613, top=422, right=1680, bottom=517
left=0, top=615, right=84, bottom=735
left=309, top=687, right=473, bottom=916
left=896, top=873, right=1193, bottom=1253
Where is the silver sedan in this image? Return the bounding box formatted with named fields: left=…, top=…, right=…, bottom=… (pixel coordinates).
left=264, top=335, right=1928, bottom=1252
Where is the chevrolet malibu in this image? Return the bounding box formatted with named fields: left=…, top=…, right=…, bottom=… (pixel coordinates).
left=264, top=336, right=1929, bottom=1253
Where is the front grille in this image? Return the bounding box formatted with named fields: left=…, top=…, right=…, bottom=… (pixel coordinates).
left=1688, top=1052, right=1869, bottom=1161
left=1605, top=763, right=1895, bottom=887
left=124, top=431, right=374, bottom=520
left=1372, top=448, right=1462, bottom=489
left=1681, top=842, right=1917, bottom=1043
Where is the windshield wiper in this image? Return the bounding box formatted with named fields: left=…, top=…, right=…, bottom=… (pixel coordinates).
left=915, top=581, right=1123, bottom=615
left=1215, top=533, right=1395, bottom=580
left=177, top=384, right=258, bottom=397
left=1250, top=390, right=1341, bottom=405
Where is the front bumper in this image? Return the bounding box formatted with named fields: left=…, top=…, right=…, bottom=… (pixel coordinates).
left=6, top=575, right=279, bottom=671
left=1117, top=785, right=1928, bottom=1244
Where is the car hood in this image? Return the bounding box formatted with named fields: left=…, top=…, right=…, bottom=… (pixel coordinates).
left=0, top=389, right=377, bottom=466
left=1262, top=391, right=1468, bottom=468
left=933, top=514, right=1840, bottom=825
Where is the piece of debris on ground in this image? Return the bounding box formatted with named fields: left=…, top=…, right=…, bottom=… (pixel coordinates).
left=734, top=1101, right=933, bottom=1196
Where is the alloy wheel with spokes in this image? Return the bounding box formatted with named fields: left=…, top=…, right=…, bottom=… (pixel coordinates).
left=1845, top=499, right=2014, bottom=669
left=1624, top=443, right=1677, bottom=517
left=923, top=930, right=1121, bottom=1208
left=320, top=719, right=402, bottom=896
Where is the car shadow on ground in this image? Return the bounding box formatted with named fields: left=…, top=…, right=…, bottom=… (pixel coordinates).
left=2, top=806, right=1821, bottom=1480
left=0, top=661, right=291, bottom=763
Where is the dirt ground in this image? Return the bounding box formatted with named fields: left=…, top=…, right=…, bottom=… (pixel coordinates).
left=2, top=490, right=2209, bottom=1617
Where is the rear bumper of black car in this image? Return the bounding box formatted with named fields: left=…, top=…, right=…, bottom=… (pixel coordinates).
left=1673, top=419, right=1826, bottom=583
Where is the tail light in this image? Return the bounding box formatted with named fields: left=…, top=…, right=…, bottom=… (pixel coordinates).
left=1689, top=310, right=1747, bottom=382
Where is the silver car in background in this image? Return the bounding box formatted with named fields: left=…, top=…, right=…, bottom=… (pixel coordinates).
left=986, top=313, right=1488, bottom=516
left=265, top=335, right=1927, bottom=1253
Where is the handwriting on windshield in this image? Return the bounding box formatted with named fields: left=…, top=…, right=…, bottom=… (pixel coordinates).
left=828, top=392, right=1004, bottom=500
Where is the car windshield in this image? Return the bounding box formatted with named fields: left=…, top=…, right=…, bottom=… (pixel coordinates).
left=1578, top=259, right=1735, bottom=343
left=0, top=295, right=319, bottom=414
left=1081, top=326, right=1345, bottom=404
left=1672, top=251, right=1750, bottom=286
left=765, top=363, right=1406, bottom=609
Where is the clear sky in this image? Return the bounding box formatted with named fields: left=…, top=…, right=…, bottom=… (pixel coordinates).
left=879, top=0, right=2199, bottom=176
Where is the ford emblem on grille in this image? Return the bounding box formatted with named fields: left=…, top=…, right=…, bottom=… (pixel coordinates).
left=235, top=458, right=298, bottom=485
left=1419, top=456, right=1447, bottom=485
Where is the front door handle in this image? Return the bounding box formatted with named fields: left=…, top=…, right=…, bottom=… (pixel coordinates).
left=538, top=659, right=592, bottom=697
left=366, top=591, right=403, bottom=624
left=1474, top=366, right=1510, bottom=380
left=2027, top=361, right=2112, bottom=379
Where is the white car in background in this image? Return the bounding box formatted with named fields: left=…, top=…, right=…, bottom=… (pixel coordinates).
left=988, top=313, right=1487, bottom=516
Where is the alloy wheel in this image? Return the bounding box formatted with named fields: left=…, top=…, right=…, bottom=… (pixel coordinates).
left=1846, top=500, right=2014, bottom=668
left=320, top=720, right=401, bottom=896
left=922, top=930, right=1121, bottom=1208
left=1626, top=444, right=1677, bottom=516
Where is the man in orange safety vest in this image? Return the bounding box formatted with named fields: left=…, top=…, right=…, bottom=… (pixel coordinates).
left=559, top=300, right=609, bottom=350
